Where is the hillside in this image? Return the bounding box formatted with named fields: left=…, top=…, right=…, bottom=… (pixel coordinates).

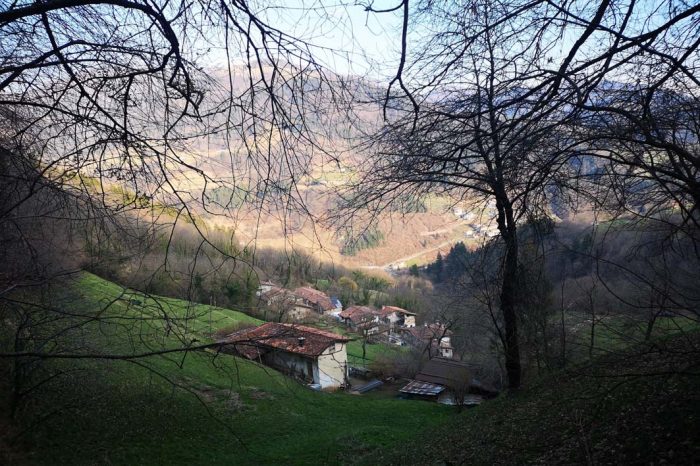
left=372, top=331, right=700, bottom=465
left=0, top=272, right=449, bottom=465
left=2, top=273, right=699, bottom=464
left=201, top=187, right=481, bottom=269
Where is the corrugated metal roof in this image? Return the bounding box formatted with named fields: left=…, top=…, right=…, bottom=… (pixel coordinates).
left=399, top=379, right=445, bottom=396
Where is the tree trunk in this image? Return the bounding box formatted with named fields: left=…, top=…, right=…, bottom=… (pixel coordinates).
left=496, top=199, right=521, bottom=390
left=644, top=312, right=657, bottom=341
left=588, top=290, right=596, bottom=359
left=560, top=302, right=567, bottom=368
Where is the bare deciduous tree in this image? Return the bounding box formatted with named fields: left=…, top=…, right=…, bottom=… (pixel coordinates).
left=340, top=0, right=584, bottom=389
left=0, top=0, right=351, bottom=424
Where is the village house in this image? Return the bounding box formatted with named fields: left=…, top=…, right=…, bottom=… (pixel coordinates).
left=258, top=285, right=285, bottom=305
left=220, top=322, right=351, bottom=389
left=339, top=305, right=382, bottom=335
left=258, top=286, right=315, bottom=321
left=379, top=305, right=417, bottom=328
left=293, top=286, right=340, bottom=314
left=400, top=323, right=455, bottom=359
left=257, top=285, right=342, bottom=322
left=399, top=358, right=497, bottom=405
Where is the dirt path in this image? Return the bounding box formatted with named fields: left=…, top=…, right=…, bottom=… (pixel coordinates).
left=418, top=219, right=465, bottom=236
left=359, top=238, right=459, bottom=271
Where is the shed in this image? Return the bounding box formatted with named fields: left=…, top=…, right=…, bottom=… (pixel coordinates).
left=399, top=358, right=497, bottom=405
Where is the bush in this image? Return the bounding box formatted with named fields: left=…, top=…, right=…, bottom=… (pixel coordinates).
left=370, top=347, right=423, bottom=379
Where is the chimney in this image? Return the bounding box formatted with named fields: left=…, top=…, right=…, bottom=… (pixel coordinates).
left=297, top=337, right=306, bottom=347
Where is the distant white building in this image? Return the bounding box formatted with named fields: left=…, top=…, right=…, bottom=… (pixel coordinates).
left=256, top=280, right=277, bottom=297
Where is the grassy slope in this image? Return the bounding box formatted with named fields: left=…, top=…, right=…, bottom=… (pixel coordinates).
left=8, top=272, right=699, bottom=465
left=12, top=272, right=449, bottom=465
left=373, top=329, right=700, bottom=465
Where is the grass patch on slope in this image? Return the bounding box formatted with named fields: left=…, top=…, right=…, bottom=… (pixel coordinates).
left=4, top=272, right=449, bottom=465
left=566, top=312, right=700, bottom=360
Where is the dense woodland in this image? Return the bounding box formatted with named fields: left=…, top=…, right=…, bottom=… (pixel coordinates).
left=1, top=0, right=700, bottom=464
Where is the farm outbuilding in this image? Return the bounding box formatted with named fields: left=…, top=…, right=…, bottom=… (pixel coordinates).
left=399, top=358, right=498, bottom=405
left=221, top=322, right=351, bottom=389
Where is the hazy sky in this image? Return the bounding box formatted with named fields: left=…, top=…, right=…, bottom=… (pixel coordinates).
left=296, top=1, right=404, bottom=77
left=208, top=1, right=404, bottom=78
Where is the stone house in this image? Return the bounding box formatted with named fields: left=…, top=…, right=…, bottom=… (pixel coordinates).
left=293, top=286, right=339, bottom=314
left=220, top=322, right=351, bottom=389
left=258, top=286, right=315, bottom=321
left=339, top=305, right=381, bottom=335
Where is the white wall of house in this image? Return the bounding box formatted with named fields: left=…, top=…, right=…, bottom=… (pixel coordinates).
left=314, top=342, right=348, bottom=389
left=385, top=312, right=416, bottom=328
left=438, top=336, right=453, bottom=358
left=385, top=313, right=400, bottom=326
left=263, top=343, right=347, bottom=389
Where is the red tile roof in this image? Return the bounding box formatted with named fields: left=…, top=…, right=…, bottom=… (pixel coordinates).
left=339, top=305, right=378, bottom=323
left=220, top=322, right=351, bottom=358
left=293, top=287, right=334, bottom=311
left=380, top=305, right=417, bottom=316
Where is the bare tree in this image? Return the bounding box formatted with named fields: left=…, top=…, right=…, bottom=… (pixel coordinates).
left=0, top=0, right=350, bottom=342
left=341, top=0, right=700, bottom=390
left=340, top=1, right=582, bottom=389
left=0, top=0, right=357, bottom=429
